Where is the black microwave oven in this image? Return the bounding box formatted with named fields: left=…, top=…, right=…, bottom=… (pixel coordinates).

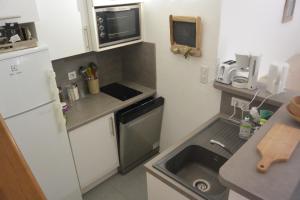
left=94, top=4, right=142, bottom=48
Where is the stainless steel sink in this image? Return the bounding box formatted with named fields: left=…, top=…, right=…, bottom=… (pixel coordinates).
left=153, top=117, right=246, bottom=200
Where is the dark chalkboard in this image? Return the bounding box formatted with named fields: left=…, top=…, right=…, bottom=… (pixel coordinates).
left=173, top=21, right=196, bottom=48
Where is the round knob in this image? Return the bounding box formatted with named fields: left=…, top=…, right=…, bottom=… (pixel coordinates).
left=98, top=17, right=104, bottom=23
left=100, top=32, right=106, bottom=38
left=99, top=25, right=104, bottom=31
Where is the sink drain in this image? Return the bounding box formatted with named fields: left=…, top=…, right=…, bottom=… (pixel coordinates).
left=193, top=179, right=211, bottom=192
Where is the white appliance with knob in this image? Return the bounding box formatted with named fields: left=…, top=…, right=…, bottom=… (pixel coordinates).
left=216, top=60, right=239, bottom=84
left=86, top=0, right=143, bottom=52
left=0, top=46, right=82, bottom=200
left=216, top=54, right=261, bottom=90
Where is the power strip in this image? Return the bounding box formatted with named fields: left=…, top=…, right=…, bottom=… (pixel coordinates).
left=231, top=97, right=250, bottom=111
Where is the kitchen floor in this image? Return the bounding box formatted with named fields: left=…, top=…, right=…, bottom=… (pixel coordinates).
left=83, top=164, right=147, bottom=200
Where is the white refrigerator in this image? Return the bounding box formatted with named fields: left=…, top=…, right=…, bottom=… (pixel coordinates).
left=0, top=46, right=82, bottom=200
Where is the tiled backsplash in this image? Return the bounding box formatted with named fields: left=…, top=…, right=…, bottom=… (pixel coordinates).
left=52, top=49, right=122, bottom=88
left=52, top=42, right=156, bottom=97
left=220, top=92, right=279, bottom=120
left=122, top=43, right=156, bottom=89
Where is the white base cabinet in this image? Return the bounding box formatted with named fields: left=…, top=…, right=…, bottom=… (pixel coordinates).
left=69, top=113, right=119, bottom=193
left=147, top=173, right=192, bottom=200
left=147, top=173, right=249, bottom=200
left=228, top=190, right=249, bottom=200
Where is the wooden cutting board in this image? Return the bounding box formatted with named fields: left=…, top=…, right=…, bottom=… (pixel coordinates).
left=257, top=123, right=300, bottom=173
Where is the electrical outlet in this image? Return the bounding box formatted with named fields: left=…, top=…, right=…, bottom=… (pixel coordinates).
left=200, top=65, right=209, bottom=84
left=231, top=97, right=250, bottom=110
left=68, top=71, right=77, bottom=80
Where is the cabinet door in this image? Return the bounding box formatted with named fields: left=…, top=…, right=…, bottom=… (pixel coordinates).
left=35, top=0, right=90, bottom=60
left=6, top=103, right=82, bottom=200
left=147, top=173, right=192, bottom=200
left=69, top=114, right=119, bottom=191
left=0, top=0, right=39, bottom=24
left=228, top=190, right=249, bottom=200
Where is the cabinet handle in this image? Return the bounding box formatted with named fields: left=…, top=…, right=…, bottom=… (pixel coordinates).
left=48, top=69, right=66, bottom=132
left=110, top=116, right=115, bottom=137
left=83, top=26, right=90, bottom=50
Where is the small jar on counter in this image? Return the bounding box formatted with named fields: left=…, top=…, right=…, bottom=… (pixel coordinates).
left=67, top=83, right=80, bottom=103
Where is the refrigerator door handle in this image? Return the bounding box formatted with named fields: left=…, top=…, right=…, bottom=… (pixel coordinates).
left=48, top=68, right=59, bottom=101
left=54, top=101, right=66, bottom=132
left=48, top=69, right=66, bottom=132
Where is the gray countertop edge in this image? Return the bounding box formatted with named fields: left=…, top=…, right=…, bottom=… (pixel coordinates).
left=218, top=174, right=262, bottom=200
left=144, top=114, right=226, bottom=200
left=213, top=81, right=297, bottom=107
left=66, top=82, right=156, bottom=131
left=214, top=82, right=300, bottom=200
left=219, top=104, right=300, bottom=200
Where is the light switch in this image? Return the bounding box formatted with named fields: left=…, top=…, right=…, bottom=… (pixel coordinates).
left=200, top=65, right=209, bottom=84
left=68, top=71, right=77, bottom=80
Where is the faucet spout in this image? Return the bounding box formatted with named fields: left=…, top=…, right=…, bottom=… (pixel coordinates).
left=209, top=139, right=233, bottom=155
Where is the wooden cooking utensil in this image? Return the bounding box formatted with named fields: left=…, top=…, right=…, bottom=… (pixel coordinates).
left=257, top=123, right=300, bottom=173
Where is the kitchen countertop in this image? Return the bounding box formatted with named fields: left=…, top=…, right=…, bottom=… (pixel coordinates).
left=219, top=104, right=300, bottom=200
left=145, top=83, right=300, bottom=200
left=65, top=81, right=156, bottom=131
left=215, top=81, right=300, bottom=199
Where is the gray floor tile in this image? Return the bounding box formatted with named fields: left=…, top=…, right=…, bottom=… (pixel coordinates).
left=109, top=167, right=147, bottom=200
left=83, top=182, right=126, bottom=200
left=83, top=164, right=148, bottom=200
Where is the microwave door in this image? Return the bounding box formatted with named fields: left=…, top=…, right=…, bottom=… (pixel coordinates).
left=95, top=5, right=141, bottom=47
left=107, top=13, right=137, bottom=39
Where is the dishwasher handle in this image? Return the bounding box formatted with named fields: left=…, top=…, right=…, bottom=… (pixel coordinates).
left=119, top=97, right=164, bottom=124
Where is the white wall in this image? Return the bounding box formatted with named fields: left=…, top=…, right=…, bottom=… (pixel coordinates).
left=218, top=0, right=300, bottom=76
left=143, top=0, right=222, bottom=150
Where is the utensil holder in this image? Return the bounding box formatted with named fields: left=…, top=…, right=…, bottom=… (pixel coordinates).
left=88, top=79, right=100, bottom=95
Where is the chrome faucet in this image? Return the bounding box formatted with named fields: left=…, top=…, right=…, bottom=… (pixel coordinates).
left=209, top=139, right=233, bottom=155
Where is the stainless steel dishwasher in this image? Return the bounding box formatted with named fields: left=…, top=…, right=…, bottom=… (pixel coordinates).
left=116, top=97, right=164, bottom=174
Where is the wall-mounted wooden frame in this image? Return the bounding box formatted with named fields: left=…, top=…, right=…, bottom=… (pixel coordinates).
left=282, top=0, right=296, bottom=23
left=169, top=15, right=202, bottom=58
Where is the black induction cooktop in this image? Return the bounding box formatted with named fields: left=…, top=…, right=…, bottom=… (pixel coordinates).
left=101, top=83, right=142, bottom=101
